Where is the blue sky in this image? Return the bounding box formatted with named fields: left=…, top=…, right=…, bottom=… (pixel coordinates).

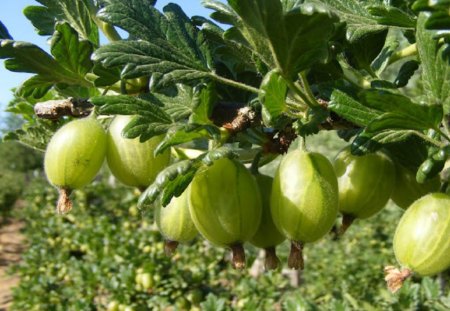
left=0, top=0, right=216, bottom=111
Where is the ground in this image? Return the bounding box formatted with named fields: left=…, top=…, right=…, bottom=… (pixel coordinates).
left=0, top=218, right=24, bottom=311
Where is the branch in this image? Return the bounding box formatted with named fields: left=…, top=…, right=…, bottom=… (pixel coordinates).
left=210, top=102, right=261, bottom=135
left=34, top=98, right=93, bottom=120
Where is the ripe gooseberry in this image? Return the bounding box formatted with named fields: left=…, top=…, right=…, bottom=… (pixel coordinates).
left=155, top=189, right=197, bottom=255
left=271, top=149, right=338, bottom=269
left=385, top=193, right=450, bottom=292
left=106, top=115, right=170, bottom=190
left=250, top=173, right=285, bottom=270
left=391, top=164, right=440, bottom=209
left=188, top=157, right=262, bottom=269
left=333, top=147, right=395, bottom=234
left=44, top=115, right=107, bottom=213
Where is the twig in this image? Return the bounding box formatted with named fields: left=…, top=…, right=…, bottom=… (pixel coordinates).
left=34, top=98, right=93, bottom=120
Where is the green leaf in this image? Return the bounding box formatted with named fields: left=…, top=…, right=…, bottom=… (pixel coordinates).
left=345, top=29, right=388, bottom=73
left=0, top=40, right=62, bottom=74
left=352, top=129, right=417, bottom=154
left=328, top=89, right=380, bottom=127
left=0, top=23, right=94, bottom=98
left=366, top=112, right=430, bottom=132
left=18, top=76, right=54, bottom=99
left=367, top=5, right=416, bottom=28
left=361, top=90, right=443, bottom=129
left=92, top=63, right=120, bottom=87
left=51, top=23, right=94, bottom=77
left=259, top=70, right=287, bottom=123
left=416, top=13, right=450, bottom=113
left=371, top=29, right=400, bottom=75
left=224, top=0, right=338, bottom=79
left=0, top=21, right=12, bottom=39
left=122, top=115, right=172, bottom=141
left=316, top=0, right=387, bottom=43
left=190, top=83, right=217, bottom=124
left=200, top=294, right=227, bottom=311
left=154, top=124, right=219, bottom=155
left=386, top=136, right=429, bottom=171
left=201, top=146, right=238, bottom=166
left=394, top=60, right=419, bottom=87
left=23, top=0, right=99, bottom=45
left=298, top=106, right=329, bottom=136
left=139, top=146, right=238, bottom=207
left=91, top=95, right=173, bottom=141
left=156, top=86, right=194, bottom=122
left=203, top=0, right=239, bottom=25
left=23, top=6, right=55, bottom=36
left=413, top=0, right=450, bottom=41
left=94, top=1, right=214, bottom=88
left=3, top=120, right=61, bottom=151
left=138, top=160, right=200, bottom=207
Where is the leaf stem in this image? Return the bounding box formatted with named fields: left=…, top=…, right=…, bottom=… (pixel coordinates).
left=298, top=136, right=307, bottom=151
left=435, top=127, right=450, bottom=144
left=298, top=71, right=319, bottom=107
left=210, top=74, right=260, bottom=94
left=388, top=43, right=417, bottom=65
left=91, top=14, right=122, bottom=42
left=338, top=56, right=371, bottom=89
left=250, top=151, right=263, bottom=175
left=286, top=79, right=317, bottom=109
left=442, top=120, right=450, bottom=142
left=415, top=131, right=446, bottom=148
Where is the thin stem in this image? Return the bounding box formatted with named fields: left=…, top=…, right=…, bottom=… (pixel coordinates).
left=57, top=188, right=73, bottom=214
left=286, top=79, right=317, bottom=109
left=101, top=22, right=122, bottom=42
left=164, top=240, right=179, bottom=256
left=443, top=119, right=450, bottom=139
left=435, top=127, right=450, bottom=144
left=338, top=56, right=371, bottom=89
left=250, top=151, right=263, bottom=175
left=92, top=14, right=122, bottom=42
left=230, top=244, right=246, bottom=269
left=298, top=71, right=318, bottom=107
left=388, top=43, right=417, bottom=65
left=288, top=241, right=304, bottom=270
left=297, top=136, right=307, bottom=152
left=210, top=74, right=260, bottom=94
left=414, top=131, right=446, bottom=148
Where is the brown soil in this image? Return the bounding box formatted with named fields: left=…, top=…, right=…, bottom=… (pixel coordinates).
left=0, top=219, right=25, bottom=311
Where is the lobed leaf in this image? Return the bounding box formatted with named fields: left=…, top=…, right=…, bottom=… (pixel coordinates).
left=189, top=83, right=217, bottom=125
left=361, top=89, right=443, bottom=130
left=154, top=124, right=220, bottom=155
left=0, top=22, right=94, bottom=98
left=0, top=21, right=12, bottom=39
left=91, top=95, right=172, bottom=141
left=225, top=0, right=339, bottom=79
left=351, top=129, right=417, bottom=155
left=51, top=23, right=94, bottom=77
left=138, top=160, right=200, bottom=207
left=416, top=13, right=450, bottom=113
left=367, top=5, right=416, bottom=28
left=315, top=0, right=387, bottom=43
left=259, top=70, right=288, bottom=124
left=328, top=89, right=380, bottom=127
left=23, top=0, right=99, bottom=45
left=94, top=0, right=214, bottom=87
left=394, top=60, right=419, bottom=87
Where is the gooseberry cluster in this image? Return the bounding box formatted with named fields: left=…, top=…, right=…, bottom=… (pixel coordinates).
left=44, top=113, right=450, bottom=292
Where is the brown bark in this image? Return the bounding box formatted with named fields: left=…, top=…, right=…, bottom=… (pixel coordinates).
left=34, top=98, right=93, bottom=120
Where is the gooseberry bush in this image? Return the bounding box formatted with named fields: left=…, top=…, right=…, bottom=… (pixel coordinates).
left=1, top=0, right=450, bottom=307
